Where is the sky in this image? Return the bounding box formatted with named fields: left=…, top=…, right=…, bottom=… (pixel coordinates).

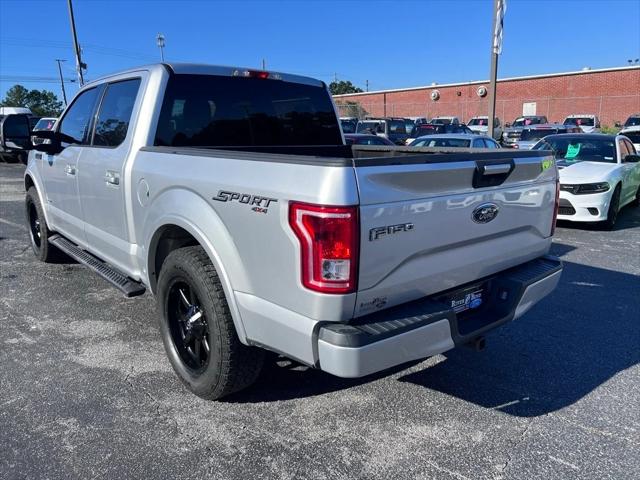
left=1, top=0, right=639, bottom=101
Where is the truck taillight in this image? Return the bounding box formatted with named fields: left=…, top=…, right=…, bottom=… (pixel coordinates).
left=551, top=179, right=560, bottom=236
left=289, top=202, right=359, bottom=294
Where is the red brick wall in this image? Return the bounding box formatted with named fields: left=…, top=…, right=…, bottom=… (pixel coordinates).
left=334, top=67, right=640, bottom=127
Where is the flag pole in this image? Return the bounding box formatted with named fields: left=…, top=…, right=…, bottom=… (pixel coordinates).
left=487, top=0, right=504, bottom=139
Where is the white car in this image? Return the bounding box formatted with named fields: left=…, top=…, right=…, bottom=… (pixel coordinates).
left=619, top=126, right=640, bottom=152
left=533, top=133, right=640, bottom=229
left=467, top=116, right=503, bottom=141
left=562, top=114, right=601, bottom=133
left=409, top=133, right=501, bottom=149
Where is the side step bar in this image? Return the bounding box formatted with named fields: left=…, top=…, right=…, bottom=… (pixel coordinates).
left=49, top=234, right=146, bottom=298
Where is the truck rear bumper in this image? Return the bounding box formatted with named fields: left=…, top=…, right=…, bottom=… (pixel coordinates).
left=317, top=255, right=562, bottom=378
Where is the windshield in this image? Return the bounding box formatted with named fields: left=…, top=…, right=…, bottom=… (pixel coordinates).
left=410, top=125, right=439, bottom=137
left=563, top=117, right=595, bottom=127
left=513, top=117, right=543, bottom=127
left=404, top=119, right=415, bottom=134
left=33, top=118, right=56, bottom=131
left=388, top=120, right=406, bottom=135
left=624, top=116, right=640, bottom=127
left=468, top=118, right=488, bottom=126
left=431, top=118, right=452, bottom=125
left=520, top=128, right=560, bottom=141
left=622, top=131, right=640, bottom=145
left=411, top=137, right=470, bottom=148
left=154, top=74, right=342, bottom=147
left=534, top=136, right=616, bottom=163
left=340, top=120, right=356, bottom=133
left=356, top=121, right=381, bottom=134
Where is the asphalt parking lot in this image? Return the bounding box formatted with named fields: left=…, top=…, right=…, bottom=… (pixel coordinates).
left=1, top=162, right=639, bottom=480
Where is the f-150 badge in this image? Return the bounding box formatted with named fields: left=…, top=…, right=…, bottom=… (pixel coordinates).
left=369, top=222, right=414, bottom=241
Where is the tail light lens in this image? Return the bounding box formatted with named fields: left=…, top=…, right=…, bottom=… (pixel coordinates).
left=289, top=202, right=359, bottom=294
left=551, top=179, right=560, bottom=236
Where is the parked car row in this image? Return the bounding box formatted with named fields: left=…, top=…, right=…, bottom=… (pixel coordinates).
left=340, top=113, right=640, bottom=150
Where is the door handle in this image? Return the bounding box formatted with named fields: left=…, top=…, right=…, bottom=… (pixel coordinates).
left=64, top=164, right=76, bottom=176
left=104, top=170, right=120, bottom=186
left=482, top=163, right=512, bottom=175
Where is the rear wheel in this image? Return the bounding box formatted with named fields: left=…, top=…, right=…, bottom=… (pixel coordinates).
left=25, top=186, right=56, bottom=262
left=602, top=185, right=621, bottom=231
left=157, top=246, right=264, bottom=400
left=632, top=185, right=640, bottom=207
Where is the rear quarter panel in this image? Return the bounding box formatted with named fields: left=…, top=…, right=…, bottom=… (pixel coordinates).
left=132, top=149, right=360, bottom=327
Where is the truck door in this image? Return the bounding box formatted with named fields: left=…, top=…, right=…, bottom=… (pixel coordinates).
left=42, top=86, right=102, bottom=245
left=77, top=77, right=142, bottom=273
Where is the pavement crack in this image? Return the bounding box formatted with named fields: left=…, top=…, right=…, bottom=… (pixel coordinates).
left=497, top=418, right=534, bottom=474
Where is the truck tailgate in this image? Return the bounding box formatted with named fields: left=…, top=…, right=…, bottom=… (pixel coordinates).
left=353, top=149, right=557, bottom=317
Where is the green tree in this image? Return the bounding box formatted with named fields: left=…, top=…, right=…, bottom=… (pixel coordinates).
left=0, top=84, right=64, bottom=117
left=329, top=80, right=363, bottom=95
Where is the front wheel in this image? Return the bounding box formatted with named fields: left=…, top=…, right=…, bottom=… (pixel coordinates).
left=632, top=185, right=640, bottom=207
left=25, top=187, right=56, bottom=262
left=157, top=246, right=264, bottom=400
left=602, top=185, right=621, bottom=231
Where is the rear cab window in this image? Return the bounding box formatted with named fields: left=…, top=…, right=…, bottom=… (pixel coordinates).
left=155, top=74, right=341, bottom=147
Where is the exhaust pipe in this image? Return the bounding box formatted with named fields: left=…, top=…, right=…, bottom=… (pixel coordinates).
left=466, top=336, right=486, bottom=352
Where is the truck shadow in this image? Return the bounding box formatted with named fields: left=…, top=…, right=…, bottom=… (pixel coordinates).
left=228, top=245, right=639, bottom=416
left=396, top=254, right=639, bottom=417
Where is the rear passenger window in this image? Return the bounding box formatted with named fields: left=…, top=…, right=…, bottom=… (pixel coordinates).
left=93, top=79, right=141, bottom=147
left=58, top=87, right=100, bottom=144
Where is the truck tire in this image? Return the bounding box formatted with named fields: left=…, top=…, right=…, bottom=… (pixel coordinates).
left=632, top=185, right=640, bottom=207
left=602, top=185, right=621, bottom=231
left=157, top=246, right=264, bottom=400
left=25, top=186, right=56, bottom=262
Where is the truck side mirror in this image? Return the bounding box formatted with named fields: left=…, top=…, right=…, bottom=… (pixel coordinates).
left=32, top=130, right=64, bottom=155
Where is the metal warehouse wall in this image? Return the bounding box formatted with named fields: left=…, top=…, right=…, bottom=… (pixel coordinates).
left=334, top=66, right=640, bottom=127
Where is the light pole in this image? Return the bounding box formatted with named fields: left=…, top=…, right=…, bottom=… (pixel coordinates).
left=67, top=0, right=85, bottom=86
left=487, top=0, right=506, bottom=139
left=55, top=59, right=68, bottom=105
left=157, top=33, right=166, bottom=62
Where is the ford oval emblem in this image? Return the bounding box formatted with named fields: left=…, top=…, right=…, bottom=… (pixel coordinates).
left=472, top=203, right=499, bottom=223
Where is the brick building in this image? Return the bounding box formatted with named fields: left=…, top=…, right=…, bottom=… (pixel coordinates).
left=333, top=65, right=640, bottom=128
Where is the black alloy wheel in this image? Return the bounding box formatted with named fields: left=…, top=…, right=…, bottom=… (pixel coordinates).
left=166, top=280, right=211, bottom=372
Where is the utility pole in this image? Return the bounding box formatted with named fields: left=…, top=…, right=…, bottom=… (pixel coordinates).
left=157, top=33, right=166, bottom=62
left=366, top=79, right=369, bottom=92
left=487, top=0, right=506, bottom=139
left=67, top=0, right=85, bottom=86
left=334, top=72, right=337, bottom=83
left=55, top=59, right=68, bottom=105
left=262, top=58, right=266, bottom=70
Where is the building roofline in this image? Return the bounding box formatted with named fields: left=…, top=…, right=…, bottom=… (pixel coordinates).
left=333, top=65, right=640, bottom=98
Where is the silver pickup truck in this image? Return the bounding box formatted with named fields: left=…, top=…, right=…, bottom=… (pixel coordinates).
left=24, top=63, right=562, bottom=400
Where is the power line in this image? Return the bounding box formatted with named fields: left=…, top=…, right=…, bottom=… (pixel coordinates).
left=0, top=75, right=78, bottom=84
left=0, top=37, right=156, bottom=61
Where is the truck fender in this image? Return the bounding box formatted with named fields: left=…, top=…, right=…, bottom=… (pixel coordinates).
left=143, top=189, right=250, bottom=344
left=24, top=166, right=53, bottom=229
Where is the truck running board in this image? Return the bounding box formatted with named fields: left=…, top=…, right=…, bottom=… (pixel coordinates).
left=49, top=235, right=146, bottom=298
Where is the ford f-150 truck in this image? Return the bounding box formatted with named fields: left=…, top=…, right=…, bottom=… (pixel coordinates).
left=23, top=63, right=562, bottom=400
